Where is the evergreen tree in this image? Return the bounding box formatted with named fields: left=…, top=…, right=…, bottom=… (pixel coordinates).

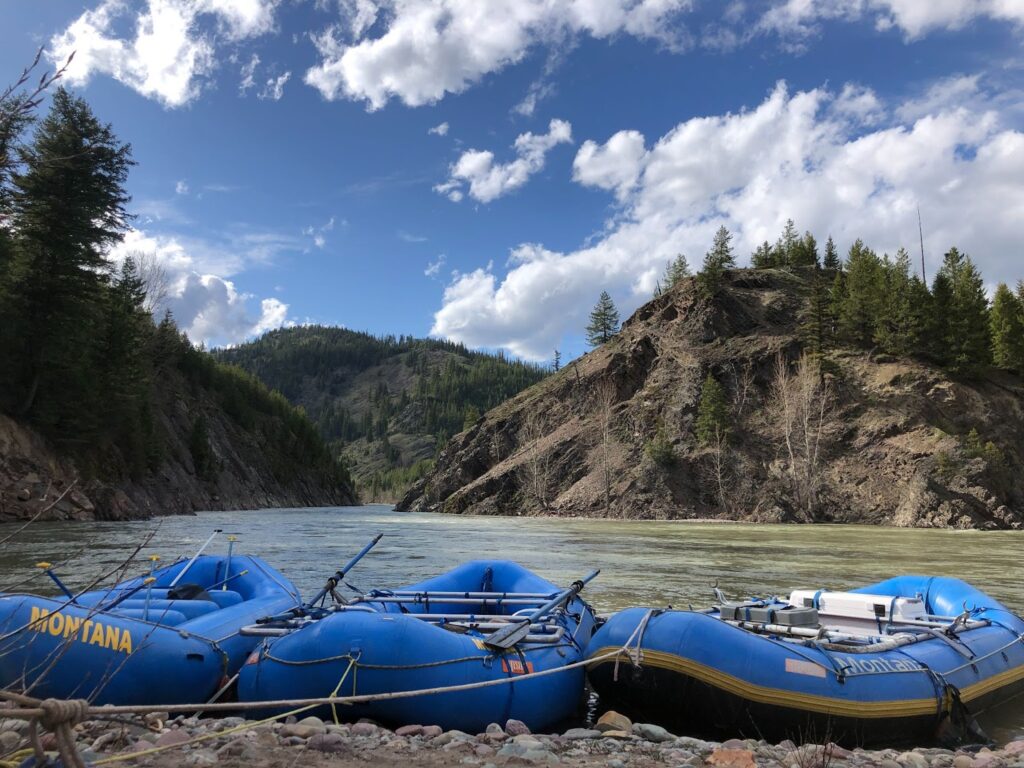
left=706, top=226, right=735, bottom=269
left=776, top=219, right=800, bottom=266
left=836, top=240, right=883, bottom=346
left=822, top=236, right=840, bottom=271
left=989, top=283, right=1024, bottom=373
left=662, top=253, right=690, bottom=288
left=586, top=291, right=620, bottom=347
left=791, top=232, right=819, bottom=267
left=3, top=87, right=133, bottom=430
left=938, top=247, right=991, bottom=375
left=751, top=241, right=774, bottom=269
left=696, top=373, right=730, bottom=446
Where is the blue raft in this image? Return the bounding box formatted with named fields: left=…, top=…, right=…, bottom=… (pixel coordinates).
left=0, top=553, right=300, bottom=705
left=587, top=576, right=1024, bottom=747
left=238, top=560, right=598, bottom=732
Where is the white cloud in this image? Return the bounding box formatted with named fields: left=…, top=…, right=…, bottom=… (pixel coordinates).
left=759, top=0, right=1024, bottom=41
left=572, top=129, right=647, bottom=201
left=50, top=0, right=279, bottom=108
left=435, top=118, right=573, bottom=203
left=304, top=0, right=691, bottom=109
left=110, top=228, right=294, bottom=346
left=428, top=122, right=450, bottom=136
left=425, top=254, right=446, bottom=277
left=258, top=71, right=291, bottom=100
left=431, top=78, right=1024, bottom=360
left=239, top=53, right=260, bottom=94
left=174, top=179, right=189, bottom=195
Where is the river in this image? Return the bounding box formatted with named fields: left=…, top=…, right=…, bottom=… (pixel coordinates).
left=2, top=505, right=1023, bottom=740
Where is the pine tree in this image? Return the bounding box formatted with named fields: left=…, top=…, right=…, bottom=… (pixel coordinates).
left=751, top=241, right=774, bottom=269
left=3, top=87, right=133, bottom=429
left=776, top=219, right=800, bottom=267
left=706, top=226, right=735, bottom=269
left=696, top=373, right=730, bottom=446
left=663, top=253, right=690, bottom=288
left=990, top=283, right=1024, bottom=373
left=586, top=291, right=620, bottom=347
left=822, top=236, right=840, bottom=271
left=836, top=240, right=884, bottom=346
left=939, top=247, right=991, bottom=375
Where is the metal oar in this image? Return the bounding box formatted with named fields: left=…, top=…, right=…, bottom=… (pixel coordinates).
left=257, top=533, right=383, bottom=623
left=308, top=533, right=384, bottom=607
left=169, top=529, right=223, bottom=587
left=485, top=569, right=599, bottom=650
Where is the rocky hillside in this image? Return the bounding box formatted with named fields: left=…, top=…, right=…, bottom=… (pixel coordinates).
left=398, top=270, right=1024, bottom=529
left=0, top=343, right=356, bottom=522
left=216, top=327, right=546, bottom=501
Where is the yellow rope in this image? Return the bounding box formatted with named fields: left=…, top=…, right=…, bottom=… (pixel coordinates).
left=93, top=658, right=357, bottom=766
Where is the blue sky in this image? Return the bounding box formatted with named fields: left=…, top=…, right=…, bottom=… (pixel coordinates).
left=2, top=1, right=1022, bottom=362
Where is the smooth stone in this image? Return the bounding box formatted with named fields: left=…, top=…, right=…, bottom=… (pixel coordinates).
left=308, top=733, right=352, bottom=754
left=280, top=723, right=324, bottom=739
left=506, top=719, right=531, bottom=737
left=396, top=724, right=424, bottom=737
left=900, top=751, right=930, bottom=768
left=563, top=728, right=603, bottom=740
left=422, top=725, right=444, bottom=739
left=596, top=711, right=633, bottom=733
left=155, top=729, right=191, bottom=747
left=183, top=749, right=217, bottom=766
left=633, top=723, right=675, bottom=743
left=707, top=748, right=757, bottom=768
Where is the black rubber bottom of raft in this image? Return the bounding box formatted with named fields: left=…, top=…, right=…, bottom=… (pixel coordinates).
left=588, top=661, right=1024, bottom=749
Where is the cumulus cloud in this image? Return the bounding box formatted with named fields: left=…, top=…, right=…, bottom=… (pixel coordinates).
left=304, top=0, right=691, bottom=110
left=431, top=78, right=1024, bottom=360
left=759, top=0, right=1024, bottom=41
left=428, top=122, right=449, bottom=136
left=110, top=228, right=295, bottom=346
left=50, top=0, right=280, bottom=108
left=572, top=129, right=647, bottom=201
left=435, top=118, right=573, bottom=203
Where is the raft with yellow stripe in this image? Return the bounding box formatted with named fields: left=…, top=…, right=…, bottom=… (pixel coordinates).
left=0, top=553, right=300, bottom=705
left=587, top=576, right=1024, bottom=747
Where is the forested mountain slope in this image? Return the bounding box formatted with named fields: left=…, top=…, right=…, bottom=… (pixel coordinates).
left=215, top=327, right=547, bottom=500
left=398, top=267, right=1024, bottom=529
left=0, top=86, right=353, bottom=520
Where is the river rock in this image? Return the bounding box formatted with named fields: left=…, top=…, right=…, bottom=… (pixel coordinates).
left=597, top=711, right=633, bottom=733
left=396, top=724, right=424, bottom=737
left=350, top=721, right=378, bottom=737
left=155, top=729, right=191, bottom=748
left=707, top=748, right=757, bottom=768
left=308, top=733, right=352, bottom=754
left=564, top=728, right=603, bottom=740
left=506, top=719, right=531, bottom=736
left=633, top=722, right=675, bottom=743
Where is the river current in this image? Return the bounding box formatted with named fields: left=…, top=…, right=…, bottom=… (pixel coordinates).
left=2, top=505, right=1022, bottom=740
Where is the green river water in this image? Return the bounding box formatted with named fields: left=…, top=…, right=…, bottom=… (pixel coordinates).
left=1, top=505, right=1022, bottom=741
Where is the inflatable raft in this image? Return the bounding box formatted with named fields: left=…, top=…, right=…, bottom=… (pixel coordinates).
left=238, top=560, right=598, bottom=732
left=587, top=576, right=1024, bottom=747
left=0, top=552, right=300, bottom=705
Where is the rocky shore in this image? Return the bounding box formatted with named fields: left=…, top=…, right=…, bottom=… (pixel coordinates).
left=2, top=709, right=1020, bottom=768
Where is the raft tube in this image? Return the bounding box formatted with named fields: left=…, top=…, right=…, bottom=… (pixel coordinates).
left=587, top=576, right=1024, bottom=747
left=238, top=560, right=598, bottom=732
left=0, top=554, right=300, bottom=705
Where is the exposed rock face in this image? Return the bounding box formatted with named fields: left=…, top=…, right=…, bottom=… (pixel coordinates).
left=0, top=390, right=356, bottom=522
left=398, top=270, right=1024, bottom=529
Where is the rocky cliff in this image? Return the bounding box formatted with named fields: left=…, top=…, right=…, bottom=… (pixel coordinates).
left=0, top=369, right=356, bottom=522
left=398, top=270, right=1024, bottom=529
